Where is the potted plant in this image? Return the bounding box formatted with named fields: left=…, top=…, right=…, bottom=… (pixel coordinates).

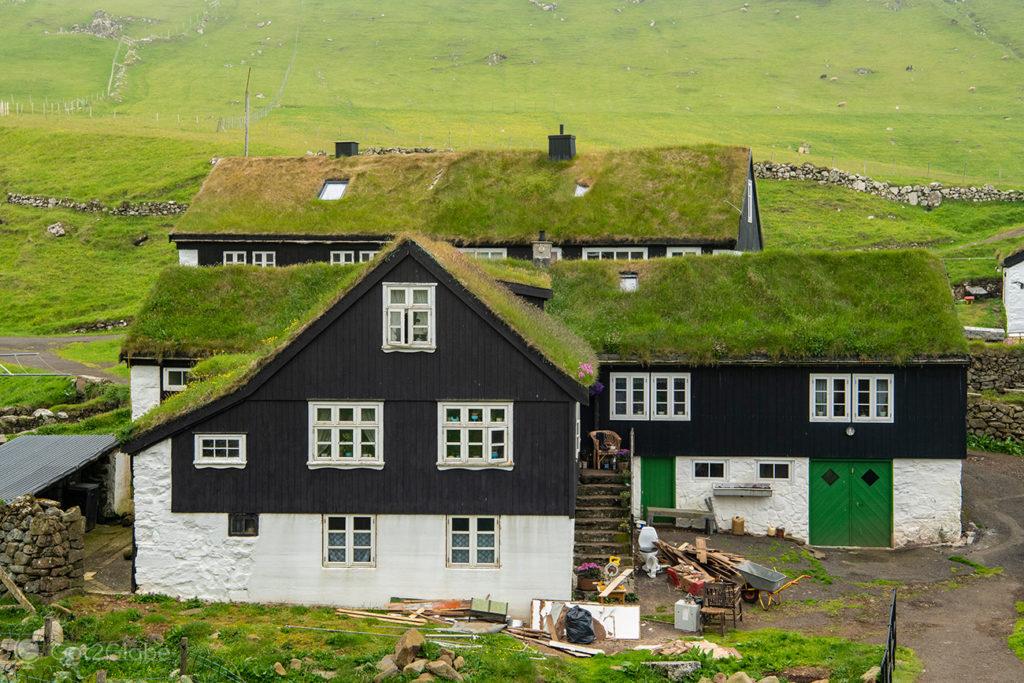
left=575, top=562, right=603, bottom=591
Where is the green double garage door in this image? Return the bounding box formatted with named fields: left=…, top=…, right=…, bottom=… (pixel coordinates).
left=641, top=458, right=893, bottom=547
left=809, top=460, right=893, bottom=547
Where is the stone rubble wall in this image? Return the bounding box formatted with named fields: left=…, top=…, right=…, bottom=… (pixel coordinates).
left=0, top=497, right=85, bottom=600
left=968, top=395, right=1024, bottom=441
left=967, top=351, right=1024, bottom=392
left=6, top=192, right=186, bottom=217
left=754, top=161, right=1024, bottom=209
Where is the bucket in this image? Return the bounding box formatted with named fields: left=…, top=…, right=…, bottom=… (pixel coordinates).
left=767, top=525, right=776, bottom=537
left=731, top=516, right=745, bottom=536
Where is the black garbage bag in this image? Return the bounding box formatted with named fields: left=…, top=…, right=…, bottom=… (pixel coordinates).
left=565, top=605, right=596, bottom=644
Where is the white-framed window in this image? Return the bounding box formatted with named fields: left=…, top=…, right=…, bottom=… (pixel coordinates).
left=810, top=373, right=893, bottom=423
left=459, top=247, right=508, bottom=260
left=323, top=515, right=375, bottom=567
left=330, top=250, right=356, bottom=265
left=693, top=460, right=726, bottom=479
left=228, top=513, right=259, bottom=537
left=382, top=283, right=436, bottom=352
left=163, top=367, right=190, bottom=392
left=610, top=373, right=648, bottom=420
left=809, top=374, right=849, bottom=422
left=651, top=373, right=690, bottom=420
left=318, top=179, right=349, bottom=200
left=550, top=247, right=563, bottom=261
left=447, top=516, right=499, bottom=567
left=667, top=247, right=702, bottom=256
left=582, top=247, right=649, bottom=260
left=223, top=251, right=246, bottom=265
left=438, top=403, right=513, bottom=467
left=252, top=251, right=276, bottom=267
left=853, top=374, right=894, bottom=422
left=359, top=250, right=378, bottom=262
left=308, top=402, right=383, bottom=468
left=610, top=372, right=690, bottom=421
left=757, top=461, right=791, bottom=480
left=193, top=434, right=246, bottom=469
left=712, top=249, right=742, bottom=256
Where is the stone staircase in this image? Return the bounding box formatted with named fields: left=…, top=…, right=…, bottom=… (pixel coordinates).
left=574, top=469, right=633, bottom=567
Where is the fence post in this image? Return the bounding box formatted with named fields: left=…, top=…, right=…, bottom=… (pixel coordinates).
left=179, top=636, right=189, bottom=675
left=96, top=671, right=107, bottom=683
left=42, top=616, right=53, bottom=656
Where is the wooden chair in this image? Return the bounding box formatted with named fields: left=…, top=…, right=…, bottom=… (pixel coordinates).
left=588, top=430, right=622, bottom=470
left=701, top=581, right=743, bottom=635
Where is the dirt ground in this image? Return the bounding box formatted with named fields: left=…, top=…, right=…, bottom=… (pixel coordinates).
left=627, top=451, right=1024, bottom=682
left=83, top=523, right=133, bottom=593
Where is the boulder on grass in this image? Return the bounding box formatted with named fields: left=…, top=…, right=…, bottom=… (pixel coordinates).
left=393, top=629, right=425, bottom=668
left=426, top=659, right=463, bottom=681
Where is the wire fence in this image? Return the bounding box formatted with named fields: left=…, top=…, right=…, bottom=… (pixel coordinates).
left=878, top=588, right=897, bottom=683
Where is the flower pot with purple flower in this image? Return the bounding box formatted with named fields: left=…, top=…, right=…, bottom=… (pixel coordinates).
left=575, top=562, right=603, bottom=591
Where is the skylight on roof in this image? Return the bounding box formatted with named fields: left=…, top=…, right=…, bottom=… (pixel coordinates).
left=574, top=183, right=591, bottom=197
left=318, top=179, right=349, bottom=201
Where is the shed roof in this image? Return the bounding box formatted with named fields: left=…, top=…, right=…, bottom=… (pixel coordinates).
left=0, top=435, right=117, bottom=501
left=172, top=146, right=750, bottom=244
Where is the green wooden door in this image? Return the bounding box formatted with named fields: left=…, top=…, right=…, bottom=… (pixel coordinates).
left=640, top=458, right=675, bottom=521
left=809, top=460, right=892, bottom=547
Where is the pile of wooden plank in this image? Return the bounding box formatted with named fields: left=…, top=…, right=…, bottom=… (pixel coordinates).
left=335, top=608, right=442, bottom=626
left=384, top=597, right=507, bottom=623
left=505, top=627, right=605, bottom=658
left=656, top=538, right=744, bottom=585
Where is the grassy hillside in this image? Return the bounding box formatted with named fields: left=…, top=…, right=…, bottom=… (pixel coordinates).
left=0, top=0, right=1022, bottom=184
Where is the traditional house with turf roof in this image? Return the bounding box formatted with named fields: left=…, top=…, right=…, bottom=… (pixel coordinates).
left=168, top=139, right=763, bottom=267
left=546, top=251, right=968, bottom=548
left=1002, top=247, right=1024, bottom=337
left=120, top=236, right=596, bottom=614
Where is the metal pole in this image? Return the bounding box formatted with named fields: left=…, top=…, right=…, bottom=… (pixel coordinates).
left=244, top=67, right=252, bottom=157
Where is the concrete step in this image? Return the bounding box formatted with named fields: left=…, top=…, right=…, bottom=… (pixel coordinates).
left=575, top=505, right=629, bottom=519
left=575, top=494, right=623, bottom=507
left=575, top=528, right=630, bottom=543
left=575, top=517, right=630, bottom=531
left=573, top=540, right=632, bottom=557
left=579, top=469, right=627, bottom=484
left=578, top=483, right=627, bottom=496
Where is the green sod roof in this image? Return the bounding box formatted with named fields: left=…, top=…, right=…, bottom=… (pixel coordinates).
left=123, top=235, right=594, bottom=439
left=172, top=146, right=750, bottom=243
left=547, top=250, right=967, bottom=363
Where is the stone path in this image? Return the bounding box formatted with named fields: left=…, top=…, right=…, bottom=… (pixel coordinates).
left=0, top=335, right=126, bottom=384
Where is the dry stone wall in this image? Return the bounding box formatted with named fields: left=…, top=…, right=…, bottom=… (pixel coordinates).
left=6, top=193, right=186, bottom=217
left=754, top=161, right=1024, bottom=208
left=968, top=395, right=1024, bottom=442
left=968, top=352, right=1024, bottom=392
left=0, top=497, right=85, bottom=600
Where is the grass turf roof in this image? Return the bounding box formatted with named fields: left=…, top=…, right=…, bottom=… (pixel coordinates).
left=173, top=146, right=749, bottom=243
left=547, top=250, right=967, bottom=363
left=124, top=235, right=595, bottom=439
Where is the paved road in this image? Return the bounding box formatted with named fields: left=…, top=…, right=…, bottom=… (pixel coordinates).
left=0, top=334, right=126, bottom=383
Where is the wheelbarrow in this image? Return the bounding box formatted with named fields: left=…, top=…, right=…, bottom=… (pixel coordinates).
left=734, top=560, right=811, bottom=610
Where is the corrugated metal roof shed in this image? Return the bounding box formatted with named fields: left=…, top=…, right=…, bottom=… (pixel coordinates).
left=0, top=435, right=117, bottom=502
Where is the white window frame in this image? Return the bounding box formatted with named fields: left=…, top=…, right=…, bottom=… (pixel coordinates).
left=550, top=247, right=563, bottom=261
left=438, top=402, right=513, bottom=469
left=322, top=515, right=376, bottom=567
left=359, top=250, right=378, bottom=262
left=609, top=373, right=649, bottom=420
left=809, top=373, right=894, bottom=423
left=318, top=179, right=349, bottom=201
left=809, top=374, right=851, bottom=423
left=852, top=374, right=895, bottom=423
left=446, top=515, right=499, bottom=568
left=582, top=247, right=649, bottom=261
left=163, top=367, right=190, bottom=392
left=712, top=249, right=742, bottom=256
left=193, top=434, right=247, bottom=469
left=252, top=251, right=276, bottom=267
left=330, top=250, right=356, bottom=265
left=693, top=460, right=726, bottom=479
left=666, top=247, right=702, bottom=256
left=459, top=247, right=508, bottom=260
left=223, top=251, right=246, bottom=265
left=382, top=282, right=436, bottom=352
left=308, top=401, right=384, bottom=469
left=650, top=373, right=691, bottom=421
left=756, top=460, right=792, bottom=481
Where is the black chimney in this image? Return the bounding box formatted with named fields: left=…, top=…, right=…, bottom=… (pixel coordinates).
left=335, top=141, right=359, bottom=158
left=548, top=124, right=576, bottom=161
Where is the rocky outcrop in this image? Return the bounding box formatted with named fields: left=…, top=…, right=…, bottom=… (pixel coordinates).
left=754, top=161, right=1024, bottom=209
left=968, top=395, right=1024, bottom=441
left=6, top=193, right=186, bottom=216
left=0, top=497, right=85, bottom=600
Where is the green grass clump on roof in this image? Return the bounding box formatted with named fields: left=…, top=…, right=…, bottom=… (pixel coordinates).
left=173, top=146, right=747, bottom=243
left=121, top=262, right=368, bottom=360
left=477, top=258, right=551, bottom=289
left=548, top=250, right=967, bottom=363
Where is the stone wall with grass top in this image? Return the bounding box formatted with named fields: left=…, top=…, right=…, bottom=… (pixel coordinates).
left=0, top=496, right=85, bottom=600
left=968, top=394, right=1024, bottom=441
left=968, top=349, right=1024, bottom=392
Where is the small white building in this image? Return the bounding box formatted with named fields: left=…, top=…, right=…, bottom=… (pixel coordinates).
left=1004, top=249, right=1024, bottom=337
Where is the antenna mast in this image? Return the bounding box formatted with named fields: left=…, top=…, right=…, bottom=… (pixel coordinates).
left=243, top=67, right=252, bottom=157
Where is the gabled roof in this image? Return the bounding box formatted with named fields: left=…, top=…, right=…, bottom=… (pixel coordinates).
left=171, top=146, right=751, bottom=244
left=548, top=250, right=967, bottom=364
left=122, top=236, right=597, bottom=452
left=1002, top=246, right=1024, bottom=269
left=0, top=435, right=117, bottom=501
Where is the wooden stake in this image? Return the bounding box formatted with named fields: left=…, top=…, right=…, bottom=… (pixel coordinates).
left=696, top=537, right=708, bottom=564
left=179, top=637, right=189, bottom=675
left=42, top=617, right=53, bottom=656
left=0, top=565, right=36, bottom=613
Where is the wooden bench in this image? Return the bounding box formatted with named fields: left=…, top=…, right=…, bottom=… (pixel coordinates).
left=646, top=497, right=718, bottom=534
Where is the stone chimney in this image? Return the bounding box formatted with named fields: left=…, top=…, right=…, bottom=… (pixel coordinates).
left=532, top=230, right=554, bottom=267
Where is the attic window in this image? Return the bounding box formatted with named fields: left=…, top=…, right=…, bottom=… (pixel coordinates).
left=318, top=179, right=349, bottom=201
left=574, top=182, right=591, bottom=197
